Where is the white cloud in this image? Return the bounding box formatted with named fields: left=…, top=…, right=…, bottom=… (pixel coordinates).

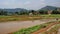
left=20, top=0, right=46, bottom=10
left=40, top=0, right=45, bottom=1
left=24, top=1, right=31, bottom=5
left=0, top=0, right=46, bottom=10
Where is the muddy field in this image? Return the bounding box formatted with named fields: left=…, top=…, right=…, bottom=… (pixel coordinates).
left=0, top=19, right=57, bottom=34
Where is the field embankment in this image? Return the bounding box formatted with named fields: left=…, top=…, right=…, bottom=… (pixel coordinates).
left=0, top=14, right=60, bottom=22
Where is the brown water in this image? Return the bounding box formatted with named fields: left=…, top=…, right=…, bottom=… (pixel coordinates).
left=0, top=19, right=56, bottom=34
left=58, top=29, right=60, bottom=34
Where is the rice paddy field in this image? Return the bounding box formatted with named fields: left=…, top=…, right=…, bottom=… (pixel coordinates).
left=0, top=14, right=60, bottom=22
left=0, top=14, right=60, bottom=34
left=9, top=21, right=58, bottom=34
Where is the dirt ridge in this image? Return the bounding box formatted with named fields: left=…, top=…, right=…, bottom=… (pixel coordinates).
left=32, top=22, right=60, bottom=34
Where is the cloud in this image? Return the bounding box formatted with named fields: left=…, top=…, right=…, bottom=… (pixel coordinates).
left=0, top=0, right=46, bottom=10
left=51, top=2, right=60, bottom=7
left=21, top=0, right=46, bottom=10
left=0, top=0, right=15, bottom=5
left=40, top=0, right=45, bottom=2
left=24, top=1, right=31, bottom=5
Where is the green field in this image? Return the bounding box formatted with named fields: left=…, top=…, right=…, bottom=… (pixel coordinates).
left=0, top=14, right=60, bottom=22
left=40, top=14, right=60, bottom=18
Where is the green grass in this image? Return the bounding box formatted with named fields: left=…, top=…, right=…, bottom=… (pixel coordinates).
left=0, top=14, right=60, bottom=22
left=40, top=14, right=60, bottom=18
left=10, top=21, right=54, bottom=34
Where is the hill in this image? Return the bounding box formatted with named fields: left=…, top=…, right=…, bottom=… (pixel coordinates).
left=40, top=6, right=60, bottom=10
left=0, top=8, right=28, bottom=12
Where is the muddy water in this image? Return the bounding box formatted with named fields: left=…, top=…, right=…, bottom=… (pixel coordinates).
left=58, top=29, right=60, bottom=34
left=0, top=19, right=56, bottom=34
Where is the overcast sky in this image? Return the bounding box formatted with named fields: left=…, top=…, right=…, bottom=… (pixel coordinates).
left=0, top=0, right=60, bottom=10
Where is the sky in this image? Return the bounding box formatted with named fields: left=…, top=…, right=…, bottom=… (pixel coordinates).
left=0, top=0, right=60, bottom=10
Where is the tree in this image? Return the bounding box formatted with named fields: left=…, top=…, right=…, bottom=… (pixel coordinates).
left=52, top=8, right=60, bottom=14
left=39, top=10, right=48, bottom=14
left=15, top=12, right=19, bottom=15
left=30, top=10, right=37, bottom=15
left=0, top=10, right=8, bottom=15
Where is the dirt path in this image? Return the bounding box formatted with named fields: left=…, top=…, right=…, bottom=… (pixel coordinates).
left=32, top=22, right=60, bottom=34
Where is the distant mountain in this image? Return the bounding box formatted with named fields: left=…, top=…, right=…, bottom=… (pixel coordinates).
left=40, top=6, right=60, bottom=10
left=0, top=8, right=28, bottom=12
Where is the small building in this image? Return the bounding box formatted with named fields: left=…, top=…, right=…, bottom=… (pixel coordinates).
left=29, top=13, right=33, bottom=16
left=57, top=8, right=60, bottom=11
left=48, top=10, right=52, bottom=15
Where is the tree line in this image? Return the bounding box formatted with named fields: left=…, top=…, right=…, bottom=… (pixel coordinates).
left=0, top=9, right=60, bottom=16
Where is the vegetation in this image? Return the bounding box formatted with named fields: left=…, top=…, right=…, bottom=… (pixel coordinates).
left=0, top=14, right=60, bottom=22
left=0, top=6, right=59, bottom=34
left=0, top=7, right=60, bottom=22
left=0, top=15, right=41, bottom=22
left=0, top=7, right=60, bottom=16
left=40, top=14, right=60, bottom=18
left=41, top=23, right=60, bottom=34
